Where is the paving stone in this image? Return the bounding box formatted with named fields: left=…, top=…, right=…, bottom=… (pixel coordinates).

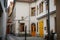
left=7, top=34, right=45, bottom=40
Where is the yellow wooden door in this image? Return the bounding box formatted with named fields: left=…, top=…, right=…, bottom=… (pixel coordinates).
left=38, top=20, right=44, bottom=37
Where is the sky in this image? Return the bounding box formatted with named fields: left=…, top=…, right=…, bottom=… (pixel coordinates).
left=8, top=0, right=13, bottom=7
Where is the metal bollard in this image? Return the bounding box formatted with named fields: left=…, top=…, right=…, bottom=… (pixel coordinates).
left=25, top=26, right=27, bottom=40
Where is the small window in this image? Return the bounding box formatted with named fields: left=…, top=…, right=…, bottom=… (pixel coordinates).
left=20, top=23, right=25, bottom=32
left=4, top=0, right=7, bottom=7
left=31, top=7, right=36, bottom=16
left=46, top=5, right=48, bottom=10
left=45, top=0, right=48, bottom=10
left=54, top=0, right=56, bottom=5
left=39, top=2, right=43, bottom=13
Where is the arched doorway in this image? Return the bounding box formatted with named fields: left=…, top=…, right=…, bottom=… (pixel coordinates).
left=31, top=23, right=36, bottom=36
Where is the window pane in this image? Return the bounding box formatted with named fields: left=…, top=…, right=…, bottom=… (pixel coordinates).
left=20, top=23, right=24, bottom=32
left=31, top=7, right=35, bottom=16
left=54, top=0, right=56, bottom=5
left=39, top=2, right=43, bottom=13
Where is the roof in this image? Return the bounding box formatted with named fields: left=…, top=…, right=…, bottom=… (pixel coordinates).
left=16, top=0, right=36, bottom=3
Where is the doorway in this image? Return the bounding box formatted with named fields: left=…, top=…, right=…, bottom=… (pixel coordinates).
left=31, top=23, right=36, bottom=36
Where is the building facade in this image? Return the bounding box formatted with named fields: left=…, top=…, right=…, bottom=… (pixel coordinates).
left=12, top=0, right=38, bottom=36
left=12, top=0, right=56, bottom=37
left=0, top=0, right=8, bottom=40
left=36, top=0, right=56, bottom=38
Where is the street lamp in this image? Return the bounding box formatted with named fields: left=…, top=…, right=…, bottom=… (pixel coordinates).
left=43, top=0, right=51, bottom=40
left=45, top=0, right=50, bottom=40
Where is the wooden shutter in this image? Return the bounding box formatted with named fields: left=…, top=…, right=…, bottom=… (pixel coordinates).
left=39, top=2, right=43, bottom=13
left=31, top=7, right=35, bottom=16
left=54, top=0, right=56, bottom=5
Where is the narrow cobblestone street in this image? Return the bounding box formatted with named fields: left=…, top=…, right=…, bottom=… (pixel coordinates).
left=7, top=34, right=45, bottom=40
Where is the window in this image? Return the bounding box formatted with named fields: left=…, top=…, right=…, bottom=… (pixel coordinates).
left=54, top=0, right=56, bottom=5
left=20, top=23, right=25, bottom=32
left=4, top=0, right=7, bottom=8
left=46, top=0, right=48, bottom=10
left=46, top=4, right=48, bottom=10
left=31, top=7, right=35, bottom=16
left=39, top=2, right=43, bottom=13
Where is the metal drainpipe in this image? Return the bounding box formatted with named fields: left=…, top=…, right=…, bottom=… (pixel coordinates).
left=25, top=26, right=27, bottom=40
left=35, top=0, right=37, bottom=35
left=29, top=3, right=31, bottom=35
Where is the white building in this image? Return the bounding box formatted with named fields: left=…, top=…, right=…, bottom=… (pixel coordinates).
left=12, top=0, right=38, bottom=36
left=36, top=0, right=56, bottom=37
left=0, top=0, right=8, bottom=40
left=12, top=0, right=56, bottom=37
